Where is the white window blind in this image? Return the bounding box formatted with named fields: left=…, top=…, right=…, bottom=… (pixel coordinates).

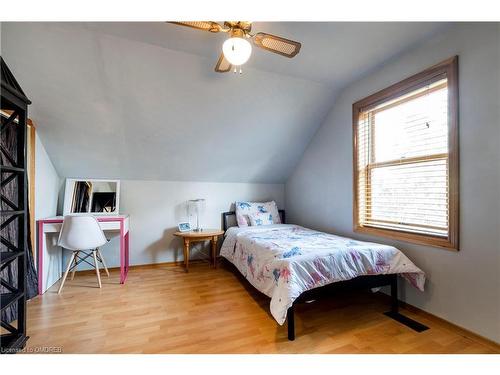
left=356, top=78, right=450, bottom=238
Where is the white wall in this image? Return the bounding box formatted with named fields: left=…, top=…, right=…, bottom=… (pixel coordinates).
left=34, top=133, right=62, bottom=291
left=35, top=133, right=61, bottom=220
left=64, top=179, right=285, bottom=269
left=286, top=23, right=500, bottom=342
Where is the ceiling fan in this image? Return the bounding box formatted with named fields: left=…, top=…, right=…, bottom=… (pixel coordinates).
left=169, top=21, right=302, bottom=73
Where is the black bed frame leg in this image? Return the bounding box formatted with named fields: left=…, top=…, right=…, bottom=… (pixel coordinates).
left=391, top=274, right=399, bottom=313
left=287, top=306, right=295, bottom=341
left=383, top=274, right=430, bottom=332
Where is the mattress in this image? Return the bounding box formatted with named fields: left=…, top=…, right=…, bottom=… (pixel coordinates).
left=220, top=224, right=425, bottom=325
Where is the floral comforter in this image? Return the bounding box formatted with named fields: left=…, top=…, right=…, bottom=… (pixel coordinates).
left=220, top=224, right=425, bottom=325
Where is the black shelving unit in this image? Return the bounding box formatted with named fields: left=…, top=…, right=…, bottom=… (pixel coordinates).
left=1, top=56, right=31, bottom=354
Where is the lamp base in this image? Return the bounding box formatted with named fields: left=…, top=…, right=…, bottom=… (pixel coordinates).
left=193, top=228, right=203, bottom=232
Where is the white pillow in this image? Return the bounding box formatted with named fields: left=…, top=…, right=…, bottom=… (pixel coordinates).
left=249, top=212, right=274, bottom=226
left=235, top=201, right=281, bottom=227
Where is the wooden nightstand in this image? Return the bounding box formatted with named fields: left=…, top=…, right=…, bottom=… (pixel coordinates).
left=173, top=229, right=224, bottom=272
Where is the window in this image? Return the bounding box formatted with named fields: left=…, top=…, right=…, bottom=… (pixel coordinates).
left=353, top=57, right=458, bottom=250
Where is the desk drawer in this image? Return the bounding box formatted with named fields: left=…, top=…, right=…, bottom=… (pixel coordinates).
left=43, top=221, right=121, bottom=233
left=43, top=223, right=62, bottom=233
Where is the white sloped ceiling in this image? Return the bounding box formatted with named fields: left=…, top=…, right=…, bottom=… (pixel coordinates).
left=0, top=22, right=450, bottom=183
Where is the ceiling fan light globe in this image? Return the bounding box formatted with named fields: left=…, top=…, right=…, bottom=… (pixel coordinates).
left=222, top=37, right=252, bottom=66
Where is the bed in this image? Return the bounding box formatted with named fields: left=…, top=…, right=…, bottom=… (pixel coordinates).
left=220, top=210, right=428, bottom=340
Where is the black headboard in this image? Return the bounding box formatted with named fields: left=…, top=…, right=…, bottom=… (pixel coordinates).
left=222, top=210, right=285, bottom=231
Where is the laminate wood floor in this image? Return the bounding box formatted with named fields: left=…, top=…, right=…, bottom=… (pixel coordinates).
left=20, top=262, right=499, bottom=354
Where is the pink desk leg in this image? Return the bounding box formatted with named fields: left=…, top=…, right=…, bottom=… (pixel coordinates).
left=37, top=221, right=44, bottom=295
left=37, top=218, right=64, bottom=295
left=119, top=219, right=129, bottom=284
left=125, top=231, right=129, bottom=273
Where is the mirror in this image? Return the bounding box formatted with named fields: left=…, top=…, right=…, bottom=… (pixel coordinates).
left=63, top=179, right=120, bottom=216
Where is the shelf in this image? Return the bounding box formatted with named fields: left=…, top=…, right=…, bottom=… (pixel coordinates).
left=0, top=251, right=24, bottom=265
left=0, top=333, right=28, bottom=353
left=0, top=292, right=24, bottom=311
left=1, top=56, right=30, bottom=352
left=0, top=165, right=24, bottom=173
left=0, top=210, right=24, bottom=216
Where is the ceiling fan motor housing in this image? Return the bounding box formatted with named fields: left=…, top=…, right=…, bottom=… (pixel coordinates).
left=224, top=21, right=252, bottom=33
left=229, top=28, right=247, bottom=38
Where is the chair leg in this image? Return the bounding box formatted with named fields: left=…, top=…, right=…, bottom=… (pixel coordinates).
left=97, top=249, right=110, bottom=277
left=93, top=250, right=102, bottom=288
left=58, top=252, right=76, bottom=294
left=70, top=251, right=79, bottom=280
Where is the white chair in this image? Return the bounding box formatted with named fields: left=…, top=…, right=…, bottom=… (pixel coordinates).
left=57, top=215, right=110, bottom=294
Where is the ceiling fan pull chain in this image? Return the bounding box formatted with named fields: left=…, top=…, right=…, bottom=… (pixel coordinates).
left=232, top=66, right=243, bottom=74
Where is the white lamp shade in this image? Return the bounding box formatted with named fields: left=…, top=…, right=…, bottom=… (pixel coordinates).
left=222, top=37, right=252, bottom=66
left=188, top=199, right=205, bottom=231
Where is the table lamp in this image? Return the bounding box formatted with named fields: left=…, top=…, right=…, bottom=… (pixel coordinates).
left=188, top=199, right=205, bottom=232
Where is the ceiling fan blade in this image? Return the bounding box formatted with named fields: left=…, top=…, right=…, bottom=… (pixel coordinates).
left=214, top=53, right=232, bottom=73
left=253, top=32, right=301, bottom=58
left=169, top=21, right=223, bottom=33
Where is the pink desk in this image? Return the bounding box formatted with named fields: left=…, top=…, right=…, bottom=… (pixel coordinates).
left=37, top=215, right=130, bottom=294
